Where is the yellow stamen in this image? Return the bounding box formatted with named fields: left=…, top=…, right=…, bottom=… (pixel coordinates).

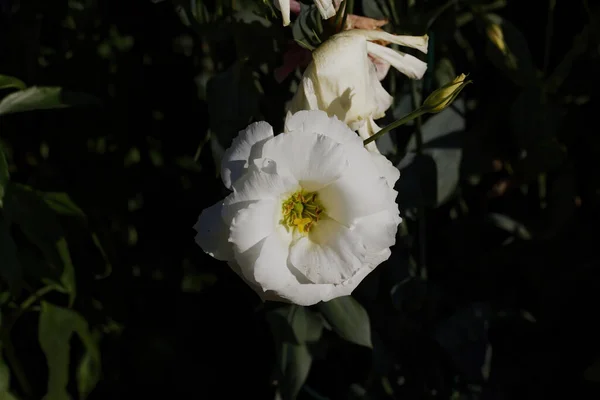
left=281, top=189, right=325, bottom=234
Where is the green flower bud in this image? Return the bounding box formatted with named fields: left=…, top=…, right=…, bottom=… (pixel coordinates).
left=422, top=73, right=471, bottom=113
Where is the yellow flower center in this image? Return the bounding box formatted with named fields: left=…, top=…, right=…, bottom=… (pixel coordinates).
left=281, top=190, right=324, bottom=234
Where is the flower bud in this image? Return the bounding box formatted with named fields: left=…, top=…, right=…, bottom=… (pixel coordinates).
left=421, top=73, right=470, bottom=113
left=486, top=23, right=507, bottom=54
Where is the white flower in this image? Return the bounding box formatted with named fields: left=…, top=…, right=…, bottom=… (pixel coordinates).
left=275, top=0, right=342, bottom=26
left=288, top=29, right=428, bottom=152
left=194, top=110, right=401, bottom=306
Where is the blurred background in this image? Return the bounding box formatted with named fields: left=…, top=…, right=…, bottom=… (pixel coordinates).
left=1, top=0, right=600, bottom=399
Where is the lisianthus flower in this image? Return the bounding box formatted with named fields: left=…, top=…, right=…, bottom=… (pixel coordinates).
left=194, top=110, right=400, bottom=306
left=275, top=0, right=343, bottom=26
left=274, top=15, right=392, bottom=83
left=287, top=29, right=428, bottom=152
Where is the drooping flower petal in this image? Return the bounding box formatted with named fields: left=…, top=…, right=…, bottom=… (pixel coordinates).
left=221, top=121, right=274, bottom=189
left=275, top=0, right=292, bottom=26
left=261, top=130, right=348, bottom=192
left=357, top=117, right=383, bottom=153
left=313, top=0, right=337, bottom=19
left=345, top=29, right=429, bottom=53
left=366, top=41, right=427, bottom=80
left=288, top=29, right=428, bottom=149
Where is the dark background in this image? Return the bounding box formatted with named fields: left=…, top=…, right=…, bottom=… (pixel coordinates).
left=1, top=0, right=600, bottom=399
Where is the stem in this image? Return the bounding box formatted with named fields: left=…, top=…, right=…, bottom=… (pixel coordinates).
left=340, top=0, right=354, bottom=32
left=411, top=81, right=427, bottom=280
left=19, top=285, right=56, bottom=312
left=1, top=331, right=33, bottom=396
left=0, top=285, right=57, bottom=397
left=543, top=0, right=556, bottom=75
left=363, top=108, right=426, bottom=146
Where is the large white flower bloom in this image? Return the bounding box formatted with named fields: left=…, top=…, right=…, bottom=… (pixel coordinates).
left=194, top=110, right=401, bottom=306
left=288, top=29, right=428, bottom=152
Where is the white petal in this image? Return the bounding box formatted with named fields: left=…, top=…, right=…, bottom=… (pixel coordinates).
left=274, top=247, right=390, bottom=306
left=309, top=35, right=378, bottom=124
left=368, top=61, right=394, bottom=118
left=251, top=226, right=295, bottom=291
left=366, top=42, right=428, bottom=80
left=276, top=0, right=291, bottom=26
left=357, top=118, right=381, bottom=153
left=315, top=135, right=395, bottom=226
left=370, top=150, right=401, bottom=188
left=222, top=163, right=298, bottom=224
left=221, top=121, right=275, bottom=189
left=344, top=30, right=429, bottom=54
left=353, top=209, right=400, bottom=253
left=193, top=200, right=234, bottom=261
left=288, top=65, right=320, bottom=112
left=289, top=218, right=365, bottom=284
left=313, top=0, right=336, bottom=19
left=371, top=55, right=392, bottom=81
left=284, top=110, right=363, bottom=147
left=261, top=131, right=348, bottom=192
left=229, top=199, right=278, bottom=253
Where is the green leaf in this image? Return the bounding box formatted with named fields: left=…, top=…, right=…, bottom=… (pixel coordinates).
left=0, top=75, right=26, bottom=91
left=0, top=87, right=68, bottom=116
left=0, top=213, right=22, bottom=291
left=206, top=62, right=261, bottom=147
left=318, top=296, right=372, bottom=348
left=292, top=5, right=323, bottom=50
left=38, top=302, right=101, bottom=400
left=398, top=98, right=466, bottom=207
left=0, top=392, right=19, bottom=400
left=277, top=343, right=312, bottom=400
left=266, top=305, right=323, bottom=345
left=91, top=233, right=112, bottom=280
left=76, top=330, right=102, bottom=400
left=42, top=193, right=85, bottom=218
left=362, top=0, right=391, bottom=20
left=0, top=142, right=8, bottom=202
left=0, top=353, right=11, bottom=393
left=584, top=357, right=600, bottom=383
left=3, top=184, right=75, bottom=298
left=484, top=14, right=537, bottom=87
left=56, top=239, right=76, bottom=307
left=0, top=87, right=99, bottom=116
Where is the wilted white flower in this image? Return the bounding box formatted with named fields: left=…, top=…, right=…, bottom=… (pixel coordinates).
left=275, top=0, right=342, bottom=26
left=194, top=110, right=401, bottom=306
left=288, top=29, right=428, bottom=152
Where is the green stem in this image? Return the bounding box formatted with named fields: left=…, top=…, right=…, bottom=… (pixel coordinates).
left=19, top=285, right=56, bottom=312
left=411, top=80, right=427, bottom=280
left=340, top=0, right=354, bottom=31
left=543, top=0, right=556, bottom=75
left=363, top=108, right=426, bottom=146
left=1, top=331, right=33, bottom=396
